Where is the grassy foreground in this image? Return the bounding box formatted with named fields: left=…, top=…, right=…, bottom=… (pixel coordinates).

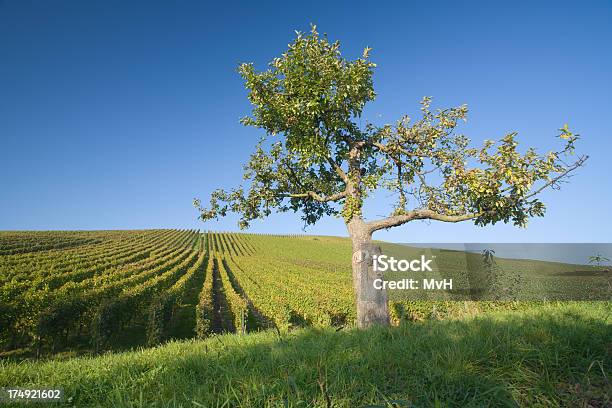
left=1, top=302, right=610, bottom=407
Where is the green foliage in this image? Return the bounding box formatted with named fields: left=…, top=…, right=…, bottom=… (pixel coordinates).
left=0, top=230, right=201, bottom=356
left=216, top=255, right=249, bottom=334
left=91, top=248, right=200, bottom=351
left=147, top=250, right=207, bottom=346
left=210, top=232, right=354, bottom=330
left=194, top=25, right=379, bottom=228
left=239, top=24, right=376, bottom=157
left=341, top=193, right=362, bottom=223
left=195, top=26, right=587, bottom=232
left=588, top=254, right=610, bottom=267
left=195, top=257, right=215, bottom=339
left=145, top=293, right=172, bottom=346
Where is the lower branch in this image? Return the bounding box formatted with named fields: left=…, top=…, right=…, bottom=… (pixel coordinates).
left=366, top=210, right=478, bottom=233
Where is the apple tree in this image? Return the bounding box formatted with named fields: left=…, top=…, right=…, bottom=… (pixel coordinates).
left=194, top=26, right=587, bottom=328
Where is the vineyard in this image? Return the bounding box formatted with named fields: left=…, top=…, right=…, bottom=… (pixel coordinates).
left=0, top=230, right=360, bottom=358
left=0, top=230, right=608, bottom=359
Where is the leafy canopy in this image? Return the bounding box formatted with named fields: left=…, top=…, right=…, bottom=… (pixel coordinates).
left=195, top=25, right=587, bottom=233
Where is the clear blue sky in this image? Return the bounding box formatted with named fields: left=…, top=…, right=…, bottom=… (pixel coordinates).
left=1, top=0, right=610, bottom=242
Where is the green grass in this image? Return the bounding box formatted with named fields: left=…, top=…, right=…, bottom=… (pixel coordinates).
left=1, top=302, right=609, bottom=407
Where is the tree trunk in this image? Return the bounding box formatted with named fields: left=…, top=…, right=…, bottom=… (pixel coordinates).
left=348, top=220, right=389, bottom=328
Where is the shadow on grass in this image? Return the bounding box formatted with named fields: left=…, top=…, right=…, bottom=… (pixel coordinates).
left=0, top=304, right=610, bottom=407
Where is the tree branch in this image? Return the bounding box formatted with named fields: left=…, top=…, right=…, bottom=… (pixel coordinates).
left=371, top=141, right=428, bottom=158
left=366, top=209, right=479, bottom=233
left=366, top=154, right=588, bottom=234
left=524, top=155, right=589, bottom=199
left=286, top=190, right=347, bottom=203
left=326, top=156, right=349, bottom=183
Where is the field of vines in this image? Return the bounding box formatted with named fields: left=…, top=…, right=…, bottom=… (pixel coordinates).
left=1, top=230, right=608, bottom=360
left=0, top=230, right=361, bottom=358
